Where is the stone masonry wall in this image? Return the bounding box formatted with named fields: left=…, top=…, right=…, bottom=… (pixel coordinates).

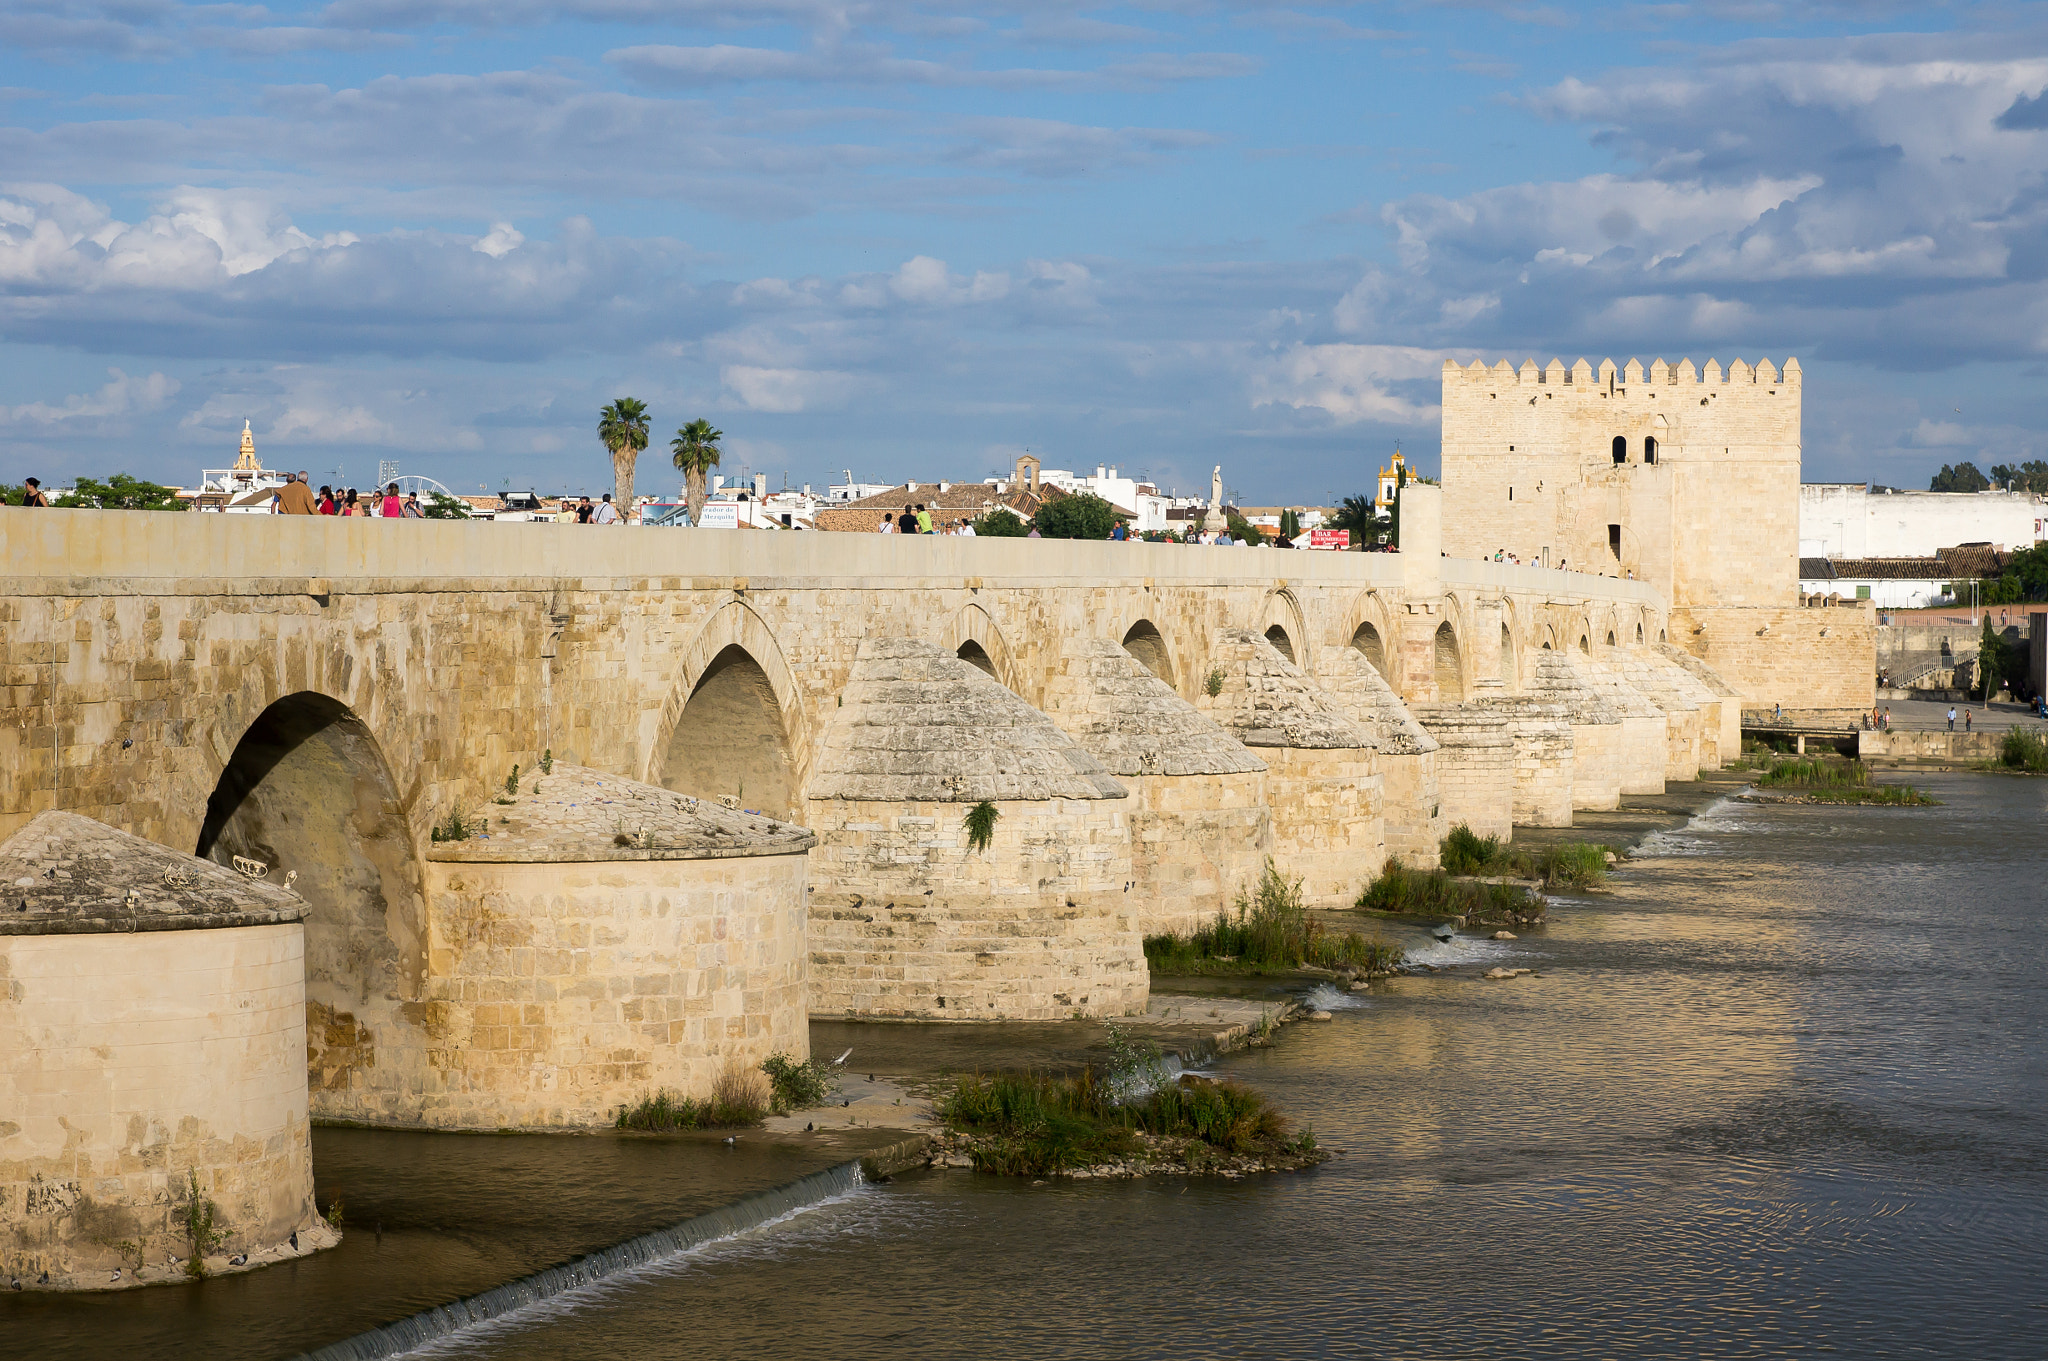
left=805, top=796, right=1145, bottom=1020
left=1410, top=705, right=1515, bottom=841
left=1, top=924, right=316, bottom=1281
left=415, top=852, right=811, bottom=1129
left=1125, top=770, right=1272, bottom=938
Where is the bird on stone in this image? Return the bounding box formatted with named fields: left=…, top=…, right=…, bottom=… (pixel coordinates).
left=805, top=1122, right=814, bottom=1132
left=9, top=1278, right=19, bottom=1290
left=109, top=1268, right=121, bottom=1283
left=1432, top=924, right=1455, bottom=943
left=228, top=1254, right=247, bottom=1267
left=37, top=1271, right=49, bottom=1285
left=832, top=1047, right=853, bottom=1066
left=289, top=1231, right=299, bottom=1251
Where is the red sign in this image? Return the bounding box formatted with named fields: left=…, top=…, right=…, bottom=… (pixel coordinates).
left=1307, top=529, right=1350, bottom=550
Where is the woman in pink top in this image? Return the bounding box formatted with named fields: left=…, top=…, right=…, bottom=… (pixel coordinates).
left=380, top=482, right=403, bottom=518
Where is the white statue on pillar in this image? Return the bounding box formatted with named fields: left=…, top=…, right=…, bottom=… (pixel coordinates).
left=1202, top=464, right=1227, bottom=533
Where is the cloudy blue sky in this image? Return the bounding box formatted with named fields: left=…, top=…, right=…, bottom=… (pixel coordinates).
left=3, top=1, right=2047, bottom=503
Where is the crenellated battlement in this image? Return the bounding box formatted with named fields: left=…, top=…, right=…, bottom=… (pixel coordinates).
left=1443, top=357, right=1800, bottom=387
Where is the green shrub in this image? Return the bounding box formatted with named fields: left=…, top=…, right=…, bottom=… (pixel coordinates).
left=1537, top=843, right=1608, bottom=890
left=1356, top=857, right=1544, bottom=924
left=939, top=1069, right=1293, bottom=1174
left=1755, top=757, right=1870, bottom=789
left=1439, top=823, right=1500, bottom=874
left=760, top=1052, right=837, bottom=1113
left=2002, top=728, right=2048, bottom=773
left=617, top=1060, right=769, bottom=1130
left=1142, top=859, right=1403, bottom=975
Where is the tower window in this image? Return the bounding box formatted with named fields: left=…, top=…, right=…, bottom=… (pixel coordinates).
left=1611, top=436, right=1626, bottom=465
left=1608, top=524, right=1622, bottom=559
left=1644, top=436, right=1657, bottom=464
left=1508, top=487, right=1513, bottom=501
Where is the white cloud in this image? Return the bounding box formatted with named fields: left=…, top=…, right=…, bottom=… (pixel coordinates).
left=1248, top=344, right=1448, bottom=425
left=473, top=222, right=525, bottom=257
left=720, top=365, right=858, bottom=412
left=4, top=367, right=179, bottom=424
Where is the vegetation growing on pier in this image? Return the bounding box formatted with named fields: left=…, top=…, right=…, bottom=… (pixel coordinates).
left=615, top=1060, right=771, bottom=1132
left=1143, top=860, right=1402, bottom=976
left=1751, top=757, right=1937, bottom=804
left=1438, top=823, right=1609, bottom=889
left=1356, top=857, right=1547, bottom=927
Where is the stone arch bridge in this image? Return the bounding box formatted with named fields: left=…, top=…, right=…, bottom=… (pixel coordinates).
left=2, top=489, right=1737, bottom=1136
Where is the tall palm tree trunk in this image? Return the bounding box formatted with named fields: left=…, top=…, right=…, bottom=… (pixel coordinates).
left=613, top=448, right=637, bottom=520
left=686, top=468, right=706, bottom=525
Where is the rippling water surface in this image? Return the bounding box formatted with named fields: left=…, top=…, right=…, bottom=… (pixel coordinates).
left=431, top=773, right=2048, bottom=1360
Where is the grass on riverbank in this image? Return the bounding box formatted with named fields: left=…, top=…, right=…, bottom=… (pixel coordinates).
left=1751, top=757, right=1938, bottom=804
left=614, top=1060, right=771, bottom=1131
left=1144, top=860, right=1403, bottom=976
left=1438, top=824, right=1609, bottom=889
left=1356, top=857, right=1547, bottom=927
left=2002, top=729, right=2048, bottom=773
left=939, top=1068, right=1314, bottom=1176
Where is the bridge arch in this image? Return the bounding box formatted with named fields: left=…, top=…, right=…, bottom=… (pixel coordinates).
left=1120, top=618, right=1176, bottom=689
left=945, top=602, right=1019, bottom=693
left=195, top=690, right=428, bottom=1116
left=1497, top=597, right=1521, bottom=690
left=1340, top=590, right=1398, bottom=689
left=1434, top=621, right=1464, bottom=701
left=653, top=601, right=808, bottom=818
left=1257, top=588, right=1311, bottom=672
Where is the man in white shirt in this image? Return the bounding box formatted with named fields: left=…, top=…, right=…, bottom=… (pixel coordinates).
left=593, top=494, right=621, bottom=525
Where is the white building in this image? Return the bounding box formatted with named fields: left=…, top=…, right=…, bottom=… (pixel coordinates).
left=1799, top=482, right=2046, bottom=560
left=983, top=461, right=1174, bottom=533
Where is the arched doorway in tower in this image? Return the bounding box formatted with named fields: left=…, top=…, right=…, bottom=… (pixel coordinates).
left=956, top=640, right=998, bottom=679
left=1606, top=630, right=1617, bottom=647
left=196, top=692, right=427, bottom=1120
left=1433, top=622, right=1464, bottom=702
left=1351, top=622, right=1385, bottom=674
left=1264, top=624, right=1295, bottom=664
left=1121, top=620, right=1175, bottom=686
left=659, top=644, right=796, bottom=819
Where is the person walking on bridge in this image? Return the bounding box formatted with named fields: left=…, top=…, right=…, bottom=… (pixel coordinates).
left=1947, top=706, right=1957, bottom=731
left=275, top=472, right=317, bottom=515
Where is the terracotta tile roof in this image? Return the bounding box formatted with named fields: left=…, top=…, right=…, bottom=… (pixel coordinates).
left=813, top=481, right=1059, bottom=533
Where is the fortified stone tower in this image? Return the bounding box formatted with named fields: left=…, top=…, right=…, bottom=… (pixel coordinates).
left=1439, top=357, right=1869, bottom=718
left=1439, top=356, right=1801, bottom=608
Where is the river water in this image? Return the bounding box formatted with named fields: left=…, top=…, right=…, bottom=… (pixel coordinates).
left=411, top=772, right=2048, bottom=1360
left=7, top=773, right=2044, bottom=1359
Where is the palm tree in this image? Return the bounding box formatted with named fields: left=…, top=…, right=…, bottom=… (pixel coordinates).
left=670, top=418, right=724, bottom=524
left=598, top=398, right=650, bottom=518
left=1327, top=494, right=1378, bottom=549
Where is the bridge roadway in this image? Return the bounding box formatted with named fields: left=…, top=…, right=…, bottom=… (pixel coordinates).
left=1, top=491, right=1665, bottom=850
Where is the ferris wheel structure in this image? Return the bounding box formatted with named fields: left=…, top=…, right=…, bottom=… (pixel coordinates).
left=390, top=474, right=458, bottom=500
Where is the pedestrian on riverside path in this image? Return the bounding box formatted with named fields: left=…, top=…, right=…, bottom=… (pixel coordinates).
left=1964, top=709, right=1972, bottom=733
left=380, top=483, right=403, bottom=518
left=1947, top=706, right=1957, bottom=731
left=1884, top=706, right=1892, bottom=731
left=20, top=477, right=49, bottom=506
left=341, top=488, right=360, bottom=516
left=915, top=504, right=934, bottom=535
left=594, top=493, right=621, bottom=525
left=897, top=505, right=917, bottom=535
left=317, top=485, right=337, bottom=514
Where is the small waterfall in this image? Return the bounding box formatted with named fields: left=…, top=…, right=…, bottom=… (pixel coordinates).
left=294, top=1160, right=866, bottom=1361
